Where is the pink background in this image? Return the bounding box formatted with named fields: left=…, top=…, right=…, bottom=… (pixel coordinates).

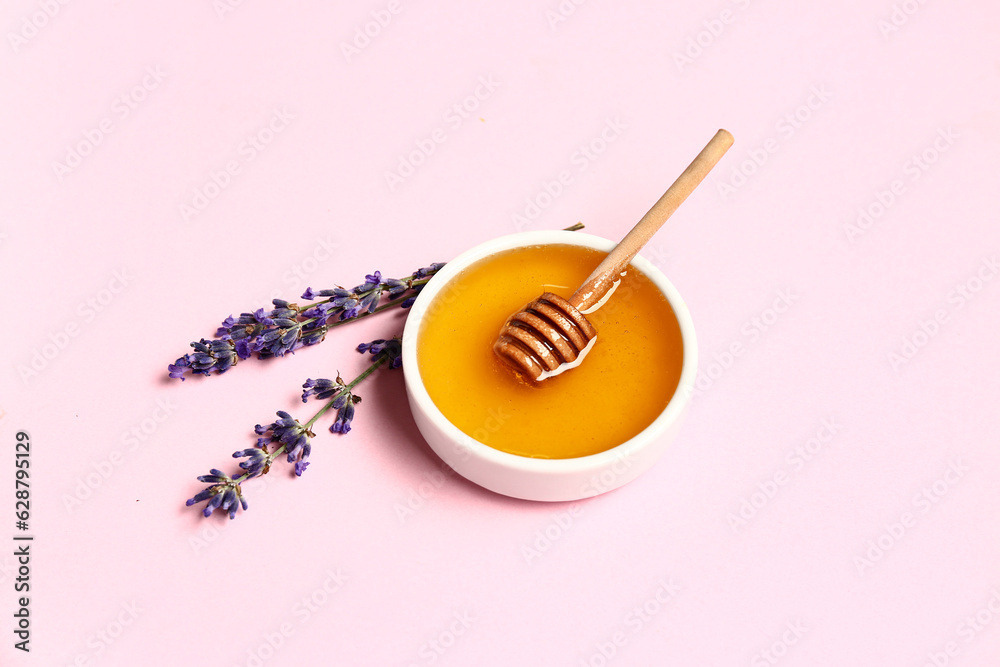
left=2, top=1, right=999, bottom=665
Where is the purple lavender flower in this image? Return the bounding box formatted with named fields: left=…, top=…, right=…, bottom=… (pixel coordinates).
left=222, top=308, right=274, bottom=340
left=233, top=338, right=255, bottom=360
left=384, top=278, right=408, bottom=297
left=300, top=287, right=345, bottom=301
left=359, top=291, right=380, bottom=314
left=216, top=315, right=237, bottom=338
left=183, top=337, right=410, bottom=518
left=301, top=302, right=333, bottom=319
left=358, top=338, right=403, bottom=369
left=302, top=378, right=338, bottom=403
left=285, top=434, right=310, bottom=466
left=339, top=299, right=361, bottom=321
left=330, top=396, right=357, bottom=433
left=258, top=321, right=302, bottom=358
left=255, top=410, right=313, bottom=474
left=169, top=264, right=444, bottom=380
left=168, top=338, right=239, bottom=380
left=414, top=263, right=446, bottom=279
left=167, top=359, right=190, bottom=380
left=232, top=447, right=269, bottom=478
left=185, top=470, right=248, bottom=520
left=300, top=318, right=328, bottom=346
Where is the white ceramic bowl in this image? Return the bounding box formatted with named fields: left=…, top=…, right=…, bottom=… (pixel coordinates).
left=401, top=231, right=697, bottom=502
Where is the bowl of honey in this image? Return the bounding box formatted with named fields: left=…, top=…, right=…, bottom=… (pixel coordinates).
left=401, top=230, right=697, bottom=501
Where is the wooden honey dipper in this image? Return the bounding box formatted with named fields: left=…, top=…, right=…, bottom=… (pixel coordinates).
left=493, top=129, right=734, bottom=381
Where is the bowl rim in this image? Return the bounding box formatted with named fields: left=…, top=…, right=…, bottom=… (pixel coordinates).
left=401, top=230, right=698, bottom=474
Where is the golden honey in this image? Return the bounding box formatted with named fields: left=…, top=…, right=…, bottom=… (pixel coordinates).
left=417, top=244, right=684, bottom=459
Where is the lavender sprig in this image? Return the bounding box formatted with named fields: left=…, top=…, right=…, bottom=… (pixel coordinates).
left=184, top=470, right=247, bottom=520
left=168, top=265, right=442, bottom=380
left=184, top=338, right=403, bottom=519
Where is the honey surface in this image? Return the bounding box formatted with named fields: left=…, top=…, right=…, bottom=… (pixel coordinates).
left=417, top=244, right=684, bottom=459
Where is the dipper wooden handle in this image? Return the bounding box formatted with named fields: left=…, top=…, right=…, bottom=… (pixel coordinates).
left=570, top=128, right=734, bottom=312
left=494, top=129, right=733, bottom=381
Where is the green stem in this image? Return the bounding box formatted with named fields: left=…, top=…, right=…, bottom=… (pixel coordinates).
left=304, top=353, right=388, bottom=430
left=293, top=276, right=434, bottom=331
left=321, top=293, right=415, bottom=329
left=226, top=349, right=393, bottom=488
